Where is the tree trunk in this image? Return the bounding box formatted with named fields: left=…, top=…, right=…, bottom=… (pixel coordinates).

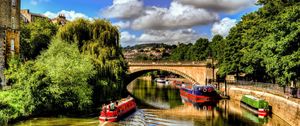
left=235, top=67, right=239, bottom=83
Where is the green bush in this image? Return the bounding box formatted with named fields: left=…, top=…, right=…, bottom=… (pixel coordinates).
left=0, top=38, right=96, bottom=125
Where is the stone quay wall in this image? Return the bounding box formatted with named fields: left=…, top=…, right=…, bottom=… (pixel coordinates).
left=228, top=87, right=300, bottom=126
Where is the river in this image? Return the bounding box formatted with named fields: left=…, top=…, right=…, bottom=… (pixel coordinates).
left=14, top=78, right=290, bottom=126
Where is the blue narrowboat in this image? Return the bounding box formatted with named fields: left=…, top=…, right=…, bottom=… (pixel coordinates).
left=180, top=84, right=221, bottom=102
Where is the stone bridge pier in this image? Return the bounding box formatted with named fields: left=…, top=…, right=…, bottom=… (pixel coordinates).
left=127, top=61, right=217, bottom=85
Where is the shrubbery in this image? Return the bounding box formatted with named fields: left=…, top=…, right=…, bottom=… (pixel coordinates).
left=0, top=39, right=96, bottom=125
left=0, top=18, right=127, bottom=125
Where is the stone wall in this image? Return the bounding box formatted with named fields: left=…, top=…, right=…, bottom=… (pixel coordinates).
left=129, top=65, right=209, bottom=84
left=0, top=0, right=20, bottom=86
left=0, top=0, right=11, bottom=27
left=0, top=0, right=20, bottom=29
left=228, top=87, right=300, bottom=126
left=0, top=29, right=5, bottom=86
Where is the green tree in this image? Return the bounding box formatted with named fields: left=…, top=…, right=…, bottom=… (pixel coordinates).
left=33, top=38, right=95, bottom=112
left=210, top=35, right=224, bottom=60
left=58, top=18, right=127, bottom=104
left=186, top=38, right=210, bottom=61
left=20, top=19, right=58, bottom=60
left=0, top=38, right=95, bottom=125
left=218, top=0, right=300, bottom=85
left=169, top=43, right=192, bottom=61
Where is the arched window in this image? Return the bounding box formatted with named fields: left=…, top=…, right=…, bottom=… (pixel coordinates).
left=12, top=0, right=16, bottom=7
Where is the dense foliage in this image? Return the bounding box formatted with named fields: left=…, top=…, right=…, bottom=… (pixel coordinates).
left=218, top=0, right=300, bottom=85
left=1, top=39, right=95, bottom=124
left=169, top=38, right=210, bottom=61
left=0, top=18, right=127, bottom=125
left=20, top=18, right=58, bottom=60
left=58, top=19, right=127, bottom=105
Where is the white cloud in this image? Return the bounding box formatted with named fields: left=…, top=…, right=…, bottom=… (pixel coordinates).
left=102, top=0, right=143, bottom=19
left=120, top=29, right=204, bottom=46
left=30, top=0, right=49, bottom=5
left=113, top=21, right=131, bottom=29
left=131, top=2, right=218, bottom=30
left=44, top=10, right=92, bottom=21
left=211, top=17, right=237, bottom=37
left=121, top=31, right=137, bottom=45
left=137, top=29, right=202, bottom=44
left=175, top=0, right=256, bottom=13
left=106, top=0, right=255, bottom=46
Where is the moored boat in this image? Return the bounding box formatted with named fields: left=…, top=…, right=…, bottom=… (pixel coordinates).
left=155, top=78, right=166, bottom=83
left=240, top=95, right=269, bottom=117
left=99, top=97, right=136, bottom=122
left=180, top=84, right=221, bottom=103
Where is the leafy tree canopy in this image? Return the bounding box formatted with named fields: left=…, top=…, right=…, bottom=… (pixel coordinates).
left=219, top=0, right=300, bottom=85
left=20, top=18, right=58, bottom=60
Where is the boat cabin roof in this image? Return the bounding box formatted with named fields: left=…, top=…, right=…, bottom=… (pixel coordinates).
left=244, top=95, right=259, bottom=101
left=117, top=97, right=134, bottom=107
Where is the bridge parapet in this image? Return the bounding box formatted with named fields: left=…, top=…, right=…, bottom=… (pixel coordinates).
left=128, top=61, right=208, bottom=66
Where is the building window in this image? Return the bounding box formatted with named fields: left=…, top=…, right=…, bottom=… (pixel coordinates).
left=11, top=17, right=15, bottom=29
left=10, top=39, right=15, bottom=51
left=12, top=0, right=16, bottom=7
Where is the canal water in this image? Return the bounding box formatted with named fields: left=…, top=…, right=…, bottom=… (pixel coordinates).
left=14, top=78, right=290, bottom=126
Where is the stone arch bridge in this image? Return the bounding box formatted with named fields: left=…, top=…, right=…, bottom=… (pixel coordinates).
left=127, top=61, right=217, bottom=85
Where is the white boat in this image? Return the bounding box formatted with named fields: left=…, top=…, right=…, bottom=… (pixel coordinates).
left=155, top=78, right=166, bottom=83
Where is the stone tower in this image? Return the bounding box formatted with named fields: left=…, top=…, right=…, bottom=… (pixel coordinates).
left=0, top=0, right=21, bottom=86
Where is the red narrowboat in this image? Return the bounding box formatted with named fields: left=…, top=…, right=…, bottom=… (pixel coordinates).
left=99, top=97, right=137, bottom=122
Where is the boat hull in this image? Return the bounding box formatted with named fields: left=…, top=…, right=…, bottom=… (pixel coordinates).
left=240, top=95, right=269, bottom=117
left=240, top=102, right=268, bottom=117
left=99, top=98, right=136, bottom=122
left=180, top=85, right=221, bottom=102
left=180, top=89, right=216, bottom=102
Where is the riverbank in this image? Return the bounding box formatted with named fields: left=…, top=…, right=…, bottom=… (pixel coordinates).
left=228, top=87, right=300, bottom=126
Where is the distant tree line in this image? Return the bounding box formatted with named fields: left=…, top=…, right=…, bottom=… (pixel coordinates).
left=123, top=43, right=176, bottom=51
left=169, top=37, right=217, bottom=61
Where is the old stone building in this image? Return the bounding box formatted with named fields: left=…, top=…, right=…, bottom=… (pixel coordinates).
left=51, top=14, right=68, bottom=25
left=0, top=0, right=21, bottom=86
left=21, top=9, right=49, bottom=23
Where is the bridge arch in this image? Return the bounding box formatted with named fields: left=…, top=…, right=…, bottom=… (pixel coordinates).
left=126, top=68, right=197, bottom=85
left=126, top=61, right=216, bottom=85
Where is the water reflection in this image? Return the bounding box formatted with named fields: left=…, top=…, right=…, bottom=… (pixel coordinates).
left=128, top=78, right=183, bottom=109
left=15, top=117, right=99, bottom=126
left=129, top=78, right=290, bottom=126
left=14, top=78, right=290, bottom=126
left=181, top=95, right=219, bottom=111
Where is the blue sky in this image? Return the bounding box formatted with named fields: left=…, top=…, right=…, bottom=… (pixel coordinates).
left=22, top=0, right=260, bottom=46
